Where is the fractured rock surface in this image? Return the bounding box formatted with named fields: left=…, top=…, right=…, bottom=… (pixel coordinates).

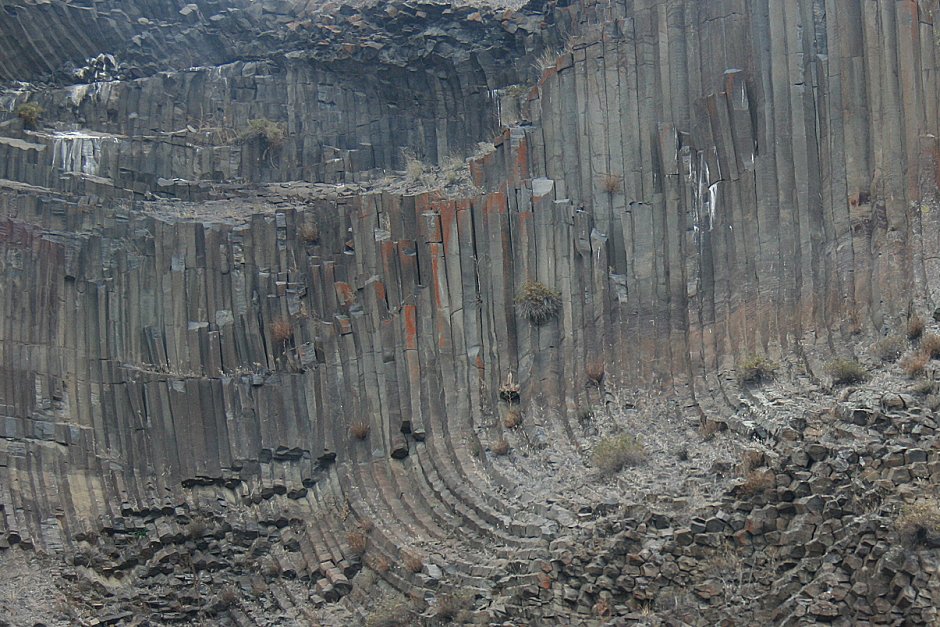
left=0, top=0, right=939, bottom=624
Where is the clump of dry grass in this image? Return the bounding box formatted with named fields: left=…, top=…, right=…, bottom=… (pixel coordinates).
left=586, top=361, right=605, bottom=386
left=350, top=421, right=370, bottom=440
left=593, top=434, right=645, bottom=476
left=515, top=280, right=562, bottom=325
left=270, top=318, right=293, bottom=344
left=434, top=591, right=475, bottom=623
left=491, top=438, right=510, bottom=456
left=298, top=222, right=319, bottom=244
left=895, top=498, right=940, bottom=548
left=239, top=118, right=286, bottom=148
left=503, top=409, right=522, bottom=429
left=16, top=102, right=43, bottom=129
left=921, top=333, right=940, bottom=359
left=901, top=351, right=930, bottom=377
left=737, top=355, right=778, bottom=384
left=600, top=173, right=622, bottom=194
left=738, top=449, right=765, bottom=473
left=366, top=597, right=413, bottom=627
left=826, top=358, right=868, bottom=385
left=700, top=419, right=724, bottom=441
left=346, top=530, right=368, bottom=556
left=402, top=552, right=424, bottom=574
left=369, top=555, right=390, bottom=574
left=908, top=315, right=925, bottom=340
left=736, top=469, right=776, bottom=497
left=871, top=335, right=906, bottom=363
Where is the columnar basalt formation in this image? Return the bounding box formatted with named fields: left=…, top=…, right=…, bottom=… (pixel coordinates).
left=0, top=1, right=939, bottom=625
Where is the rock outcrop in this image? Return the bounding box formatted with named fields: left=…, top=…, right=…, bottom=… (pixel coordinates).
left=0, top=0, right=939, bottom=625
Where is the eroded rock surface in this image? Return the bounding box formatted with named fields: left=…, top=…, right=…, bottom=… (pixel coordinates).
left=0, top=0, right=939, bottom=625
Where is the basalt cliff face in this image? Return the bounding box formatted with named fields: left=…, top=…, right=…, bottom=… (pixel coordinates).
left=1, top=1, right=940, bottom=625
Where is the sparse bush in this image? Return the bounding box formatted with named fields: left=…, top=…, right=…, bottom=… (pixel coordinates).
left=600, top=173, right=622, bottom=194
left=577, top=406, right=595, bottom=423
left=676, top=447, right=689, bottom=462
left=16, top=102, right=43, bottom=129
left=921, top=333, right=940, bottom=359
left=908, top=315, right=925, bottom=340
left=895, top=498, right=940, bottom=548
left=700, top=419, right=724, bottom=441
left=911, top=379, right=936, bottom=396
left=738, top=449, right=765, bottom=473
left=239, top=118, right=286, bottom=148
left=402, top=552, right=424, bottom=574
left=515, top=280, right=562, bottom=325
left=737, top=355, right=778, bottom=384
left=871, top=335, right=906, bottom=363
left=434, top=591, right=474, bottom=623
left=586, top=361, right=605, bottom=386
left=468, top=439, right=483, bottom=459
left=298, top=223, right=319, bottom=244
left=491, top=438, right=510, bottom=456
left=901, top=350, right=930, bottom=377
left=270, top=317, right=293, bottom=343
left=346, top=530, right=367, bottom=556
left=503, top=409, right=522, bottom=429
left=350, top=421, right=370, bottom=440
left=826, top=358, right=868, bottom=385
left=357, top=518, right=374, bottom=533
left=402, top=150, right=426, bottom=183
left=592, top=434, right=645, bottom=476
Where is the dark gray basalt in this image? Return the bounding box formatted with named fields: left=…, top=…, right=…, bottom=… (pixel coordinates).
left=0, top=0, right=938, bottom=625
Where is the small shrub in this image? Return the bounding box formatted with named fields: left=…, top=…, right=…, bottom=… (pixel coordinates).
left=675, top=447, right=689, bottom=462
left=737, top=355, right=778, bottom=384
left=736, top=469, right=776, bottom=497
left=468, top=439, right=483, bottom=459
left=346, top=530, right=367, bottom=556
left=503, top=409, right=522, bottom=429
left=402, top=150, right=426, bottom=183
left=600, top=173, right=622, bottom=194
left=908, top=315, right=925, bottom=340
left=911, top=379, right=936, bottom=396
left=350, top=421, right=370, bottom=440
left=357, top=518, right=374, bottom=533
left=298, top=223, right=319, bottom=244
left=434, top=591, right=474, bottom=623
left=738, top=449, right=765, bottom=473
left=921, top=333, right=940, bottom=359
left=826, top=358, right=868, bottom=385
left=585, top=361, right=605, bottom=386
left=239, top=118, right=286, bottom=148
left=270, top=318, right=293, bottom=343
left=700, top=419, right=723, bottom=441
left=895, top=498, right=940, bottom=548
left=515, top=280, right=562, bottom=325
left=871, top=335, right=906, bottom=363
left=491, top=438, right=510, bottom=456
left=16, top=102, right=43, bottom=129
left=402, top=552, right=424, bottom=574
left=901, top=350, right=930, bottom=377
left=592, top=434, right=645, bottom=476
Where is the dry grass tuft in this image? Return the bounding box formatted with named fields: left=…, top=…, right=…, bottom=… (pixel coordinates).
left=921, top=333, right=940, bottom=359
left=593, top=434, right=645, bottom=476
left=586, top=361, right=605, bottom=386
left=515, top=280, right=562, bottom=325
left=402, top=552, right=424, bottom=574
left=737, top=355, right=778, bottom=384
left=738, top=449, right=765, bottom=473
left=270, top=318, right=293, bottom=344
left=600, top=173, right=622, bottom=194
left=434, top=591, right=475, bottom=623
left=346, top=530, right=368, bottom=556
left=736, top=468, right=776, bottom=497
left=369, top=555, right=390, bottom=574
left=908, top=315, right=926, bottom=340
left=366, top=597, right=413, bottom=627
left=239, top=118, right=286, bottom=148
left=350, top=421, right=370, bottom=441
left=826, top=358, right=868, bottom=385
left=871, top=335, right=906, bottom=363
left=895, top=498, right=940, bottom=548
left=491, top=438, right=510, bottom=456
left=700, top=419, right=724, bottom=441
left=298, top=223, right=319, bottom=244
left=901, top=351, right=930, bottom=377
left=16, top=102, right=43, bottom=129
left=503, top=409, right=522, bottom=429
left=357, top=518, right=374, bottom=533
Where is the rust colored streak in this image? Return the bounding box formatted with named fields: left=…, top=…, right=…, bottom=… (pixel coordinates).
left=403, top=305, right=417, bottom=350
